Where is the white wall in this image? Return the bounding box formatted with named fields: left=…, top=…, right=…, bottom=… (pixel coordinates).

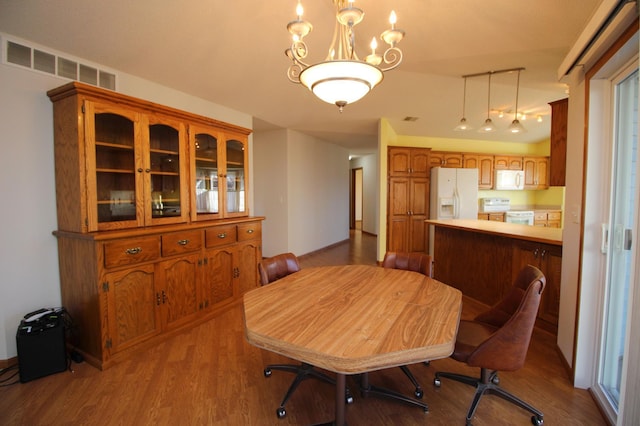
left=350, top=154, right=378, bottom=235
left=0, top=55, right=252, bottom=361
left=286, top=130, right=350, bottom=255
left=253, top=129, right=350, bottom=258
left=252, top=128, right=289, bottom=257
left=557, top=67, right=587, bottom=368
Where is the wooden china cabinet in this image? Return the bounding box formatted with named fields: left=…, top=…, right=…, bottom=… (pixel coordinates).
left=48, top=82, right=262, bottom=369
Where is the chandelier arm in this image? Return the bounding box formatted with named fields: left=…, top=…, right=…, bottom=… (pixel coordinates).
left=378, top=47, right=403, bottom=72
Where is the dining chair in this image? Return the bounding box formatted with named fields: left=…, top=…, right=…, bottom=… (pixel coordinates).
left=381, top=251, right=434, bottom=398
left=258, top=252, right=352, bottom=418
left=433, top=264, right=546, bottom=426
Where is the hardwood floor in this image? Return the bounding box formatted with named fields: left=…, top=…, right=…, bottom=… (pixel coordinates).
left=0, top=230, right=605, bottom=425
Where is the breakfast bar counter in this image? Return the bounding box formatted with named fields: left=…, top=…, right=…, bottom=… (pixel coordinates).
left=426, top=219, right=562, bottom=246
left=426, top=219, right=562, bottom=334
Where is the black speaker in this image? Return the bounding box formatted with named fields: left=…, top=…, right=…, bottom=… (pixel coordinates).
left=16, top=313, right=67, bottom=383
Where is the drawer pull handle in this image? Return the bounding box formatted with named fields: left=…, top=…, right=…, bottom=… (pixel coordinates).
left=125, top=247, right=142, bottom=255
left=218, top=233, right=227, bottom=239
left=246, top=229, right=254, bottom=234
left=177, top=239, right=189, bottom=246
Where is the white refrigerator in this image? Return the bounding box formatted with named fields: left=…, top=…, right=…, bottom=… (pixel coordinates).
left=429, top=167, right=479, bottom=255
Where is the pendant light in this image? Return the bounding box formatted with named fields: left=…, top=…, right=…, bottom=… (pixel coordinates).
left=508, top=69, right=526, bottom=133
left=478, top=73, right=496, bottom=133
left=454, top=77, right=472, bottom=131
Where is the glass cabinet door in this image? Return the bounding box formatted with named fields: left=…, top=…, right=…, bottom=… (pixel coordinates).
left=224, top=138, right=247, bottom=216
left=192, top=127, right=221, bottom=220
left=88, top=102, right=141, bottom=231
left=146, top=116, right=188, bottom=225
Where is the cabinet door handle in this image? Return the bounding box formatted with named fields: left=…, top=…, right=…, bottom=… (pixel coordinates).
left=125, top=247, right=142, bottom=255
left=177, top=239, right=189, bottom=246
left=145, top=168, right=151, bottom=173
left=246, top=229, right=254, bottom=234
left=533, top=248, right=539, bottom=258
left=137, top=168, right=143, bottom=173
left=162, top=290, right=167, bottom=304
left=540, top=249, right=546, bottom=259
left=156, top=293, right=161, bottom=306
left=217, top=232, right=227, bottom=239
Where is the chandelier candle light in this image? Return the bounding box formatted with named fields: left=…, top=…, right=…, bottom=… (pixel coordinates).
left=286, top=0, right=405, bottom=112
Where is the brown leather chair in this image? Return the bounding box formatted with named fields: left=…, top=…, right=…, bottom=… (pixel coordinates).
left=381, top=251, right=434, bottom=399
left=434, top=265, right=546, bottom=426
left=258, top=253, right=352, bottom=418
left=382, top=251, right=434, bottom=277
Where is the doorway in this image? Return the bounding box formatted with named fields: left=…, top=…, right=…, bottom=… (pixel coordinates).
left=351, top=168, right=363, bottom=230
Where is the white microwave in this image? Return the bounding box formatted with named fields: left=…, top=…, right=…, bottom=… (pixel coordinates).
left=495, top=170, right=524, bottom=190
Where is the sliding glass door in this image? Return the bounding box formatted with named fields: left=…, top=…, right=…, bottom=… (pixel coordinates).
left=593, top=62, right=639, bottom=423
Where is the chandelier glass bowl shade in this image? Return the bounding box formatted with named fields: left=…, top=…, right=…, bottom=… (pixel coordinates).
left=286, top=1, right=405, bottom=112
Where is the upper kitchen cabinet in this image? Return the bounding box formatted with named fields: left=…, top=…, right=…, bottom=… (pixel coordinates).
left=429, top=151, right=463, bottom=169
left=463, top=153, right=494, bottom=189
left=388, top=147, right=430, bottom=176
left=190, top=126, right=249, bottom=221
left=48, top=82, right=251, bottom=232
left=549, top=98, right=568, bottom=186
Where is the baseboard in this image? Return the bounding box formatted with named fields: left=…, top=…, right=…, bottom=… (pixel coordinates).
left=297, top=238, right=350, bottom=260
left=556, top=344, right=574, bottom=380
left=1, top=356, right=18, bottom=369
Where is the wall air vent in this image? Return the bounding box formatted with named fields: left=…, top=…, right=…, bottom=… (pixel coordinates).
left=2, top=35, right=116, bottom=90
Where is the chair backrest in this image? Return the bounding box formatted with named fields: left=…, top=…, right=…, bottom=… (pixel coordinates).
left=258, top=252, right=301, bottom=286
left=382, top=251, right=434, bottom=277
left=466, top=264, right=546, bottom=371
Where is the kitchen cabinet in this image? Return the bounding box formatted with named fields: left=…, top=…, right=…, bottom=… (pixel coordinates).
left=494, top=155, right=524, bottom=170
left=534, top=210, right=562, bottom=228
left=429, top=151, right=463, bottom=169
left=388, top=177, right=430, bottom=253
left=388, top=147, right=430, bottom=176
left=463, top=154, right=494, bottom=189
left=549, top=98, right=568, bottom=186
left=523, top=156, right=549, bottom=189
left=512, top=240, right=562, bottom=333
left=387, top=147, right=430, bottom=253
left=49, top=82, right=262, bottom=369
left=478, top=212, right=505, bottom=222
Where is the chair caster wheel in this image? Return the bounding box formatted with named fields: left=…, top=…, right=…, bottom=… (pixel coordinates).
left=345, top=390, right=354, bottom=404
left=264, top=368, right=272, bottom=377
left=276, top=406, right=286, bottom=418
left=433, top=378, right=441, bottom=387
left=415, top=388, right=424, bottom=399
left=531, top=415, right=543, bottom=425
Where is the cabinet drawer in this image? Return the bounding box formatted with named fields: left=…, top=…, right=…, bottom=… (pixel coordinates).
left=548, top=212, right=561, bottom=221
left=161, top=230, right=203, bottom=257
left=534, top=212, right=548, bottom=222
left=488, top=213, right=505, bottom=222
left=238, top=222, right=261, bottom=242
left=104, top=236, right=160, bottom=268
left=205, top=225, right=237, bottom=248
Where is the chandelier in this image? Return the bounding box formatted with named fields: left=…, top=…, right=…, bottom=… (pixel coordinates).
left=286, top=0, right=405, bottom=112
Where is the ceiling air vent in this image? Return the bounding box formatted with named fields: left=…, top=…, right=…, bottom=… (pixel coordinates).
left=3, top=36, right=116, bottom=90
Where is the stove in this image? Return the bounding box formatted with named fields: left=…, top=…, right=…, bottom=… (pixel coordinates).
left=480, top=197, right=510, bottom=212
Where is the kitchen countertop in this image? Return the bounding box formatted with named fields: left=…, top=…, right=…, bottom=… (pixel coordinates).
left=426, top=219, right=562, bottom=246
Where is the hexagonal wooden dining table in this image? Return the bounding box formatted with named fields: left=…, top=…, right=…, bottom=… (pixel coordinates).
left=243, top=264, right=462, bottom=425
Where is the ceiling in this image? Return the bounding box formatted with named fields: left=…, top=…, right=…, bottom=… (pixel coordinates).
left=0, top=0, right=603, bottom=155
